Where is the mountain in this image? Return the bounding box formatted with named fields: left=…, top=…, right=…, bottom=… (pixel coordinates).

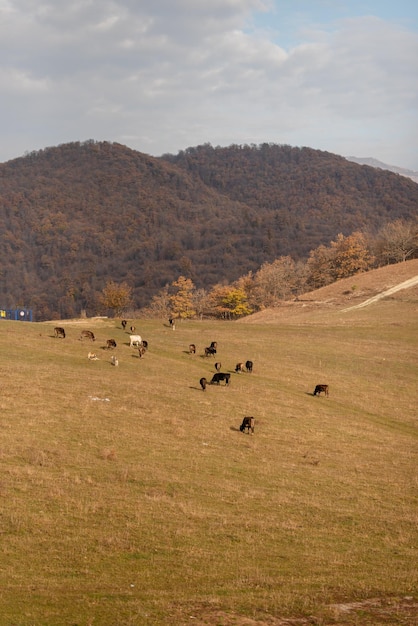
left=345, top=156, right=418, bottom=184
left=1, top=140, right=418, bottom=320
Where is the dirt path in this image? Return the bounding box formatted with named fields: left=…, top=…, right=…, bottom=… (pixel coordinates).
left=342, top=275, right=418, bottom=311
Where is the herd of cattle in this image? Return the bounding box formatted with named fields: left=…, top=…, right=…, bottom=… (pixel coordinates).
left=53, top=321, right=329, bottom=435
left=53, top=325, right=148, bottom=360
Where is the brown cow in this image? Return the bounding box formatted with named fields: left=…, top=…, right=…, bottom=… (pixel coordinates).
left=54, top=327, right=66, bottom=339
left=80, top=330, right=95, bottom=341
left=106, top=339, right=117, bottom=349
left=235, top=362, right=245, bottom=373
left=240, top=417, right=255, bottom=434
left=214, top=362, right=222, bottom=371
left=189, top=343, right=196, bottom=354
left=200, top=377, right=207, bottom=391
left=313, top=384, right=329, bottom=396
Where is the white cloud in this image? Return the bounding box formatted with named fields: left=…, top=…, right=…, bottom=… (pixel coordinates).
left=0, top=1, right=417, bottom=168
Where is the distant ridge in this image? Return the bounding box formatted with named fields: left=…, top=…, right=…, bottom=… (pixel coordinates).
left=346, top=156, right=418, bottom=184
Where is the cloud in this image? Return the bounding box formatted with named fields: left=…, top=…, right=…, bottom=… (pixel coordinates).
left=0, top=1, right=417, bottom=168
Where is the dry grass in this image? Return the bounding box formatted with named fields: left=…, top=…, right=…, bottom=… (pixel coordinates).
left=0, top=268, right=417, bottom=625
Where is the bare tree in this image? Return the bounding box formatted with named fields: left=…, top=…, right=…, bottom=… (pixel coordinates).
left=375, top=219, right=418, bottom=264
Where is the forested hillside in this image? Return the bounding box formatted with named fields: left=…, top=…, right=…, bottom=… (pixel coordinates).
left=163, top=143, right=418, bottom=255
left=1, top=140, right=417, bottom=320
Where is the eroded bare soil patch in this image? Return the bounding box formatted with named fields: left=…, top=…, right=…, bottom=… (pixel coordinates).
left=170, top=596, right=417, bottom=625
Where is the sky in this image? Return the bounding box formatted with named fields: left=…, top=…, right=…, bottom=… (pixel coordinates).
left=1, top=0, right=418, bottom=169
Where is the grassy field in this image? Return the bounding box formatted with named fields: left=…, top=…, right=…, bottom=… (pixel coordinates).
left=0, top=301, right=417, bottom=625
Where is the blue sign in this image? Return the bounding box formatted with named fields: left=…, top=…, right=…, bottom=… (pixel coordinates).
left=0, top=309, right=33, bottom=321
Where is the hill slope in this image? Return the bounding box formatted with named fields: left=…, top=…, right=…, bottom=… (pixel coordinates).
left=1, top=140, right=418, bottom=319
left=240, top=259, right=418, bottom=324
left=0, top=292, right=417, bottom=624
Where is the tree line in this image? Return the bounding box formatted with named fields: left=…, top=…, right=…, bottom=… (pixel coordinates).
left=100, top=218, right=418, bottom=320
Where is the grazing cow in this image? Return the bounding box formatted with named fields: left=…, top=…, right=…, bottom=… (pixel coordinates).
left=205, top=346, right=217, bottom=357
left=235, top=362, right=245, bottom=373
left=245, top=360, right=253, bottom=373
left=54, top=326, right=66, bottom=339
left=168, top=317, right=176, bottom=330
left=110, top=355, right=119, bottom=366
left=240, top=416, right=255, bottom=434
left=130, top=325, right=136, bottom=334
left=87, top=352, right=98, bottom=360
left=210, top=372, right=230, bottom=385
left=137, top=345, right=146, bottom=358
left=130, top=334, right=142, bottom=347
left=214, top=362, right=222, bottom=371
left=80, top=330, right=95, bottom=341
left=313, top=384, right=329, bottom=397
left=209, top=341, right=217, bottom=350
left=121, top=320, right=127, bottom=330
left=200, top=377, right=207, bottom=391
left=189, top=343, right=196, bottom=354
left=141, top=340, right=148, bottom=350
left=106, top=339, right=117, bottom=349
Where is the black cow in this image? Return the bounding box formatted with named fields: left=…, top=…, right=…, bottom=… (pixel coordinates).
left=240, top=416, right=255, bottom=434
left=54, top=326, right=66, bottom=339
left=210, top=372, right=230, bottom=385
left=106, top=339, right=117, bottom=349
left=205, top=346, right=217, bottom=357
left=209, top=341, right=217, bottom=350
left=245, top=360, right=253, bottom=373
left=313, top=384, right=329, bottom=396
left=121, top=320, right=127, bottom=330
left=200, top=377, right=207, bottom=391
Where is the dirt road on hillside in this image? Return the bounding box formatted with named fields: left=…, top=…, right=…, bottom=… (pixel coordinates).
left=342, top=275, right=418, bottom=311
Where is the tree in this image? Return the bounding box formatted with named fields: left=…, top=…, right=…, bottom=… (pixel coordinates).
left=222, top=287, right=252, bottom=318
left=375, top=219, right=418, bottom=264
left=192, top=288, right=209, bottom=318
left=141, top=284, right=171, bottom=318
left=330, top=232, right=373, bottom=279
left=306, top=244, right=335, bottom=289
left=169, top=276, right=196, bottom=319
left=206, top=284, right=252, bottom=319
left=252, top=256, right=305, bottom=307
left=99, top=280, right=133, bottom=317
